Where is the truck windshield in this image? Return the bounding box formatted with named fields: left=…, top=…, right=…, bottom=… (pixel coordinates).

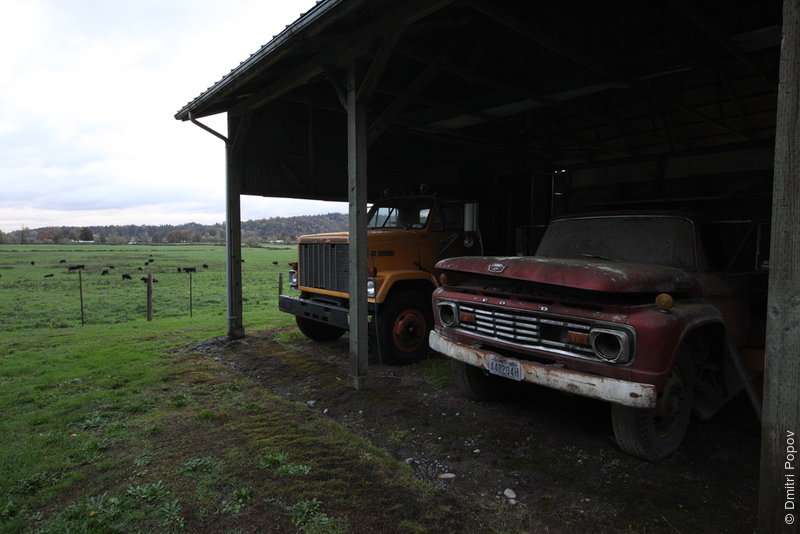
left=536, top=216, right=697, bottom=270
left=367, top=197, right=433, bottom=229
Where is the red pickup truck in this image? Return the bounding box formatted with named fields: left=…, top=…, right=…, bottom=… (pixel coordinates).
left=429, top=212, right=764, bottom=460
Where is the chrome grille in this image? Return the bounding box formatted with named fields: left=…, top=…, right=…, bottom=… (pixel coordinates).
left=457, top=303, right=595, bottom=358
left=298, top=243, right=349, bottom=293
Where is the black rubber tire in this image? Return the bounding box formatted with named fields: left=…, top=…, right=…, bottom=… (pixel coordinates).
left=295, top=316, right=346, bottom=342
left=611, top=347, right=695, bottom=461
left=375, top=291, right=432, bottom=365
left=452, top=360, right=507, bottom=402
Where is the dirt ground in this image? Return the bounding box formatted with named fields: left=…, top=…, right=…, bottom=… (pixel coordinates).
left=202, top=327, right=761, bottom=533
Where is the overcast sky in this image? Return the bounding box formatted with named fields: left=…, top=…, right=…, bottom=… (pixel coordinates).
left=0, top=0, right=347, bottom=233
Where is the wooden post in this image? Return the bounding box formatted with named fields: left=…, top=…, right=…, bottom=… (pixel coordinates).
left=759, top=0, right=800, bottom=532
left=189, top=271, right=193, bottom=318
left=226, top=115, right=245, bottom=338
left=78, top=269, right=85, bottom=326
left=146, top=273, right=153, bottom=322
left=347, top=61, right=370, bottom=390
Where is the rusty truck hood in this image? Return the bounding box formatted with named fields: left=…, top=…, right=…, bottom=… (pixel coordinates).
left=436, top=256, right=695, bottom=293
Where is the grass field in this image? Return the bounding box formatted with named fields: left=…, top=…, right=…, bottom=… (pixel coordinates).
left=2, top=244, right=512, bottom=534
left=0, top=244, right=361, bottom=533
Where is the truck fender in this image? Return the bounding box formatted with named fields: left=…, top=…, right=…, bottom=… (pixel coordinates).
left=374, top=270, right=438, bottom=303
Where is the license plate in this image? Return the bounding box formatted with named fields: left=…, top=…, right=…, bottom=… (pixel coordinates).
left=488, top=354, right=523, bottom=381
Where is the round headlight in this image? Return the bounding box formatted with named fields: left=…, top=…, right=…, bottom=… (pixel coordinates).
left=366, top=278, right=376, bottom=298
left=289, top=270, right=298, bottom=288
left=438, top=302, right=459, bottom=327
left=590, top=329, right=631, bottom=363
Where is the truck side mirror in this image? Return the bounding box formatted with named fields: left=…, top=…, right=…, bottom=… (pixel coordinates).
left=464, top=203, right=478, bottom=232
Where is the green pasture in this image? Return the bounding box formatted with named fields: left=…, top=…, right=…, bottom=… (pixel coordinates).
left=0, top=244, right=295, bottom=331
left=0, top=244, right=511, bottom=534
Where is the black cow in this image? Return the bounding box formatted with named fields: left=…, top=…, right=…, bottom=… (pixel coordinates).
left=183, top=267, right=196, bottom=273
left=202, top=264, right=209, bottom=269
left=101, top=270, right=109, bottom=276
left=122, top=274, right=132, bottom=280
left=68, top=265, right=85, bottom=271
left=44, top=274, right=54, bottom=278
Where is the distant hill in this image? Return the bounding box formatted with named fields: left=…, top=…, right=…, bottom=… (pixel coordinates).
left=2, top=213, right=349, bottom=245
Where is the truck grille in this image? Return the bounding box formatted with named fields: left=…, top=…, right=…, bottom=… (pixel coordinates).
left=299, top=243, right=349, bottom=293
left=456, top=303, right=596, bottom=358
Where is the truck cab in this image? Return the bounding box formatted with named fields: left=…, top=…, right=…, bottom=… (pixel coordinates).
left=279, top=193, right=481, bottom=364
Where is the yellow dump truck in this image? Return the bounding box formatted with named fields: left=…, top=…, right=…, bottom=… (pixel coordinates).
left=279, top=194, right=480, bottom=364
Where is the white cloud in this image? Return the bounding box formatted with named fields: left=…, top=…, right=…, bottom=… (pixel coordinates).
left=0, top=0, right=346, bottom=233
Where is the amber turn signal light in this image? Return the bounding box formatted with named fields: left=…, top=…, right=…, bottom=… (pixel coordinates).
left=655, top=293, right=674, bottom=311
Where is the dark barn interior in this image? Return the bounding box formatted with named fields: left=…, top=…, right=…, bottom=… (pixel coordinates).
left=177, top=0, right=780, bottom=254
left=176, top=1, right=797, bottom=529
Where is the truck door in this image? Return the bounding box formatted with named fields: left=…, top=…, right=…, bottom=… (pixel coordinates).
left=424, top=201, right=480, bottom=266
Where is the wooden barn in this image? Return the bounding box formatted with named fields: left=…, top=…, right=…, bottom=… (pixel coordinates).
left=175, top=1, right=798, bottom=530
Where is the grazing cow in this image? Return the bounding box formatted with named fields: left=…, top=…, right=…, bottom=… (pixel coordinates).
left=108, top=265, right=115, bottom=269
left=138, top=267, right=143, bottom=271
left=177, top=267, right=182, bottom=272
left=141, top=277, right=159, bottom=283
left=44, top=274, right=54, bottom=278
left=68, top=265, right=85, bottom=271
left=202, top=264, right=209, bottom=269
left=272, top=261, right=279, bottom=266
left=101, top=270, right=109, bottom=276
left=30, top=261, right=35, bottom=265
left=183, top=267, right=196, bottom=273
left=59, top=259, right=66, bottom=263
left=122, top=274, right=132, bottom=280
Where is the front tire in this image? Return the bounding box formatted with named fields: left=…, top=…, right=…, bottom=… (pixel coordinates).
left=375, top=291, right=432, bottom=364
left=295, top=316, right=346, bottom=342
left=611, top=347, right=695, bottom=461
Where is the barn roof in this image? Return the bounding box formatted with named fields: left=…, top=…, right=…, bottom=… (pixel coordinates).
left=176, top=0, right=780, bottom=168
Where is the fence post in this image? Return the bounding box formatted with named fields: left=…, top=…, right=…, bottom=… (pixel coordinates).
left=189, top=271, right=193, bottom=318
left=146, top=274, right=153, bottom=321
left=78, top=269, right=85, bottom=326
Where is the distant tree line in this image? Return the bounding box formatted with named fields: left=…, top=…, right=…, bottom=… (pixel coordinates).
left=0, top=213, right=348, bottom=246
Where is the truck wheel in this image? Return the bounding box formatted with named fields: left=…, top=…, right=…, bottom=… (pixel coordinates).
left=295, top=316, right=346, bottom=342
left=452, top=361, right=506, bottom=401
left=375, top=291, right=432, bottom=364
left=611, top=347, right=694, bottom=461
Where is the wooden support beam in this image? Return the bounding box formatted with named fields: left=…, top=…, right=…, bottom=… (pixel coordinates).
left=758, top=0, right=800, bottom=531
left=347, top=61, right=370, bottom=389
left=226, top=115, right=245, bottom=338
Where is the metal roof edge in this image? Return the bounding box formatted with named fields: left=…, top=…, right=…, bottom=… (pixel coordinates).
left=174, top=0, right=347, bottom=121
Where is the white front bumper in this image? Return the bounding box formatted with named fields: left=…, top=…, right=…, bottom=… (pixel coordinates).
left=429, top=330, right=657, bottom=409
